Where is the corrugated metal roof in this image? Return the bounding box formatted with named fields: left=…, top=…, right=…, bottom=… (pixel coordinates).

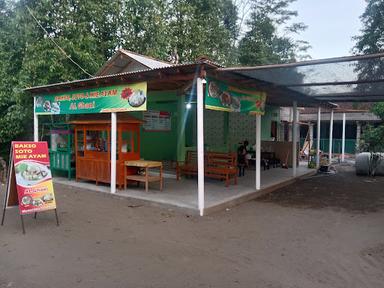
left=24, top=61, right=218, bottom=93
left=120, top=49, right=172, bottom=69
left=95, top=49, right=173, bottom=76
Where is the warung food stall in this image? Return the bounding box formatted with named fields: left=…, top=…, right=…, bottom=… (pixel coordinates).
left=34, top=82, right=149, bottom=193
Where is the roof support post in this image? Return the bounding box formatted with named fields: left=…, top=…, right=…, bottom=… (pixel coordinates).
left=197, top=77, right=205, bottom=216
left=110, top=112, right=117, bottom=194
left=356, top=121, right=361, bottom=152
left=329, top=109, right=334, bottom=163
left=292, top=101, right=297, bottom=177
left=33, top=97, right=39, bottom=142
left=308, top=123, right=314, bottom=150
left=255, top=114, right=261, bottom=190
left=341, top=113, right=346, bottom=162
left=316, top=107, right=321, bottom=168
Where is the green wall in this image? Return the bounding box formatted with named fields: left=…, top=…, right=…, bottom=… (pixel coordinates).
left=199, top=105, right=280, bottom=152
left=136, top=91, right=280, bottom=161
left=139, top=91, right=180, bottom=161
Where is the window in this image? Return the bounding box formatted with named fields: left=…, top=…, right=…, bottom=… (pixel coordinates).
left=121, top=130, right=139, bottom=153
left=121, top=131, right=132, bottom=153
left=86, top=130, right=108, bottom=152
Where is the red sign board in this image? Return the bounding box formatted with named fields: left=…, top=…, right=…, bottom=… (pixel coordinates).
left=11, top=142, right=57, bottom=215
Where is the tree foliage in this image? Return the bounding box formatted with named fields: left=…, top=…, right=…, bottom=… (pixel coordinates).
left=354, top=0, right=384, bottom=55
left=354, top=0, right=384, bottom=152
left=0, top=0, right=308, bottom=158
left=238, top=0, right=310, bottom=65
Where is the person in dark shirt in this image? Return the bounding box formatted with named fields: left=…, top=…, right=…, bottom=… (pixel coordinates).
left=237, top=140, right=249, bottom=176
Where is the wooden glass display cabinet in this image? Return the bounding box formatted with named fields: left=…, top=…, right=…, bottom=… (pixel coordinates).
left=71, top=116, right=142, bottom=188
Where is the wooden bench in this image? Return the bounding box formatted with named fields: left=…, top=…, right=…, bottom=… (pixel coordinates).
left=176, top=151, right=238, bottom=187
left=205, top=152, right=238, bottom=187
left=176, top=151, right=199, bottom=180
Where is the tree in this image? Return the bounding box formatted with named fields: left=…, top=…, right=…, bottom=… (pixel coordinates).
left=167, top=0, right=239, bottom=64
left=354, top=0, right=384, bottom=55
left=119, top=0, right=170, bottom=60
left=0, top=0, right=121, bottom=159
left=354, top=0, right=384, bottom=154
left=0, top=0, right=30, bottom=158
left=0, top=0, right=310, bottom=160
left=360, top=104, right=384, bottom=176
left=238, top=0, right=310, bottom=65
left=0, top=0, right=240, bottom=159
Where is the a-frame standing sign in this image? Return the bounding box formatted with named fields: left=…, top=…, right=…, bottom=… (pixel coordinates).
left=1, top=142, right=59, bottom=234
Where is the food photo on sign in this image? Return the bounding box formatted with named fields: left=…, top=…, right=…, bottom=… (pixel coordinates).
left=15, top=160, right=55, bottom=210
left=205, top=77, right=266, bottom=115
left=120, top=87, right=146, bottom=107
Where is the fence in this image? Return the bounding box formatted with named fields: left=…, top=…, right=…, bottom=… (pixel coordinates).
left=300, top=138, right=356, bottom=154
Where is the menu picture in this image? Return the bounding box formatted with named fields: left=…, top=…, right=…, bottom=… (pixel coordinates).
left=205, top=77, right=267, bottom=115
left=12, top=142, right=57, bottom=215
left=143, top=111, right=171, bottom=131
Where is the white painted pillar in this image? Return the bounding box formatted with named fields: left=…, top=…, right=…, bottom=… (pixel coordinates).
left=255, top=114, right=261, bottom=190
left=329, top=109, right=334, bottom=163
left=110, top=112, right=117, bottom=194
left=308, top=123, right=314, bottom=150
left=356, top=121, right=361, bottom=152
left=292, top=101, right=297, bottom=177
left=316, top=107, right=321, bottom=168
left=196, top=77, right=205, bottom=216
left=341, top=113, right=346, bottom=162
left=33, top=97, right=39, bottom=142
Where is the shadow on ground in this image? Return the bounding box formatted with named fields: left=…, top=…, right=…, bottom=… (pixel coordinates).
left=256, top=164, right=384, bottom=213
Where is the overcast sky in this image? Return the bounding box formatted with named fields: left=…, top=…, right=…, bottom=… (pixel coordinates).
left=290, top=0, right=367, bottom=59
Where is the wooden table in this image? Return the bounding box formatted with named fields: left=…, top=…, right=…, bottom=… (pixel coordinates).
left=124, top=160, right=163, bottom=192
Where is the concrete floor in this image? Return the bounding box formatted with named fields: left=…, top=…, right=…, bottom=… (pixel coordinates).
left=54, top=163, right=314, bottom=213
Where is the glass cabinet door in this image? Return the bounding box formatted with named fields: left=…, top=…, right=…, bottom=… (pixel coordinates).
left=121, top=131, right=132, bottom=153
left=86, top=130, right=108, bottom=152
left=120, top=130, right=139, bottom=154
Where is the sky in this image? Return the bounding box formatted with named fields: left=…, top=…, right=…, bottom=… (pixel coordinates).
left=290, top=0, right=367, bottom=59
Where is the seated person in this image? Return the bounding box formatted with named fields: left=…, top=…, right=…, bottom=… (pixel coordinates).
left=237, top=140, right=249, bottom=176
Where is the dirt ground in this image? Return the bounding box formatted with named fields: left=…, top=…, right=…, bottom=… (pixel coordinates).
left=258, top=164, right=384, bottom=213
left=1, top=165, right=384, bottom=288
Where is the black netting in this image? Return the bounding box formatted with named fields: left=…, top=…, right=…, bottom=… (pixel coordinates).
left=230, top=55, right=384, bottom=101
